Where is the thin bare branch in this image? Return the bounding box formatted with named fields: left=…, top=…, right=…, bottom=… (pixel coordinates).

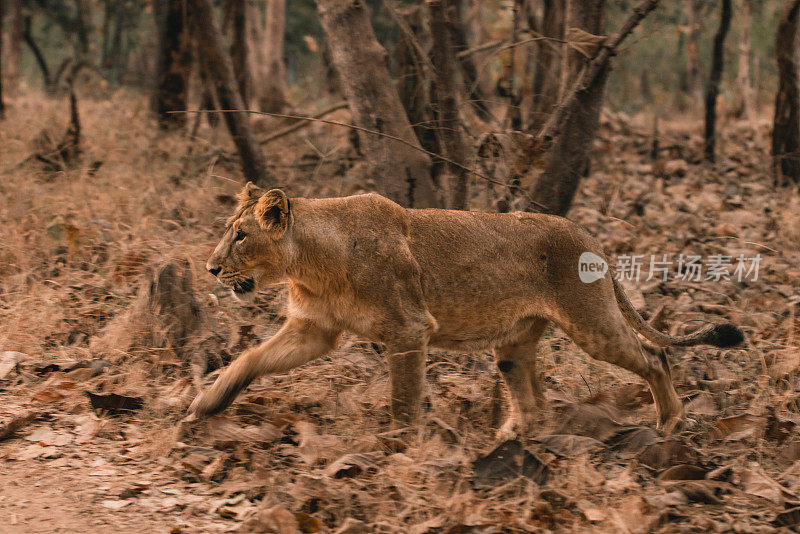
left=259, top=102, right=348, bottom=146
left=172, top=108, right=546, bottom=209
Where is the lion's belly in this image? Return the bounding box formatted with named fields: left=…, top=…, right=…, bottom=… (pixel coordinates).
left=426, top=302, right=547, bottom=351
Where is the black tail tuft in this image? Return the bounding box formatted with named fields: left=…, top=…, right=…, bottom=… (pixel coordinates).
left=707, top=323, right=744, bottom=348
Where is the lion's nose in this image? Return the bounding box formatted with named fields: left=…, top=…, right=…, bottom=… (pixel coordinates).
left=207, top=264, right=221, bottom=277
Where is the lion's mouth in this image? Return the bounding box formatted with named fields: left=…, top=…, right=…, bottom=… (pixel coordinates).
left=232, top=278, right=255, bottom=294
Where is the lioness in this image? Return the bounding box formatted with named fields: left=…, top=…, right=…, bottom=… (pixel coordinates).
left=190, top=183, right=743, bottom=437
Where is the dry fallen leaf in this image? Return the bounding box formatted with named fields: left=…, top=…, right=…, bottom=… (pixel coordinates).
left=0, top=411, right=41, bottom=441
left=712, top=414, right=767, bottom=441
left=324, top=452, right=381, bottom=479
left=293, top=420, right=345, bottom=464
left=25, top=426, right=72, bottom=446
left=101, top=500, right=132, bottom=511
left=657, top=464, right=708, bottom=481
left=534, top=434, right=603, bottom=458
left=238, top=504, right=299, bottom=534
left=644, top=490, right=689, bottom=509
left=472, top=440, right=549, bottom=489
left=86, top=391, right=145, bottom=415
left=0, top=351, right=27, bottom=379
left=741, top=462, right=791, bottom=506
left=207, top=416, right=281, bottom=446
left=636, top=439, right=696, bottom=470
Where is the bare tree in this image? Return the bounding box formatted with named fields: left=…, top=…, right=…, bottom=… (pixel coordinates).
left=75, top=0, right=91, bottom=59
left=736, top=0, right=753, bottom=121
left=22, top=15, right=54, bottom=92
left=102, top=0, right=126, bottom=72
left=447, top=0, right=492, bottom=121
left=773, top=0, right=800, bottom=184
left=317, top=0, right=441, bottom=208
left=428, top=0, right=469, bottom=209
left=5, top=0, right=22, bottom=93
left=528, top=0, right=565, bottom=131
left=190, top=0, right=273, bottom=185
left=530, top=0, right=659, bottom=216
left=0, top=0, right=5, bottom=119
left=686, top=0, right=704, bottom=108
left=703, top=0, right=731, bottom=162
left=257, top=0, right=289, bottom=112
left=530, top=0, right=606, bottom=216
left=155, top=0, right=192, bottom=129
left=394, top=3, right=442, bottom=180
left=229, top=0, right=251, bottom=106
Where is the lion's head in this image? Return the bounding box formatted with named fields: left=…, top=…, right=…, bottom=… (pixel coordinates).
left=206, top=182, right=293, bottom=299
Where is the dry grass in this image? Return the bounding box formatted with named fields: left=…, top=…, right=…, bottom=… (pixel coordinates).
left=0, top=90, right=799, bottom=533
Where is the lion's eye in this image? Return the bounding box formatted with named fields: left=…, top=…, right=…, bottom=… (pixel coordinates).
left=234, top=230, right=247, bottom=242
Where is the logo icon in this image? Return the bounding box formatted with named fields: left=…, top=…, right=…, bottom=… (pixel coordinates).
left=578, top=252, right=608, bottom=283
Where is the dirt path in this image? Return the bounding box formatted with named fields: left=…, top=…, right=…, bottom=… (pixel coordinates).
left=0, top=392, right=236, bottom=534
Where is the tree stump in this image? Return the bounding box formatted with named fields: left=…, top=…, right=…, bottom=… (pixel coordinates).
left=92, top=260, right=227, bottom=384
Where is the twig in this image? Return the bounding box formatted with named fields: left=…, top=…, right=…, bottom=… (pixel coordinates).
left=173, top=109, right=521, bottom=194
left=259, top=102, right=347, bottom=146
left=540, top=0, right=660, bottom=141
left=456, top=39, right=505, bottom=59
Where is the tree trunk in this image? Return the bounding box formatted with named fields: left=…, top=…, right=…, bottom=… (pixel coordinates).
left=447, top=0, right=492, bottom=121
left=736, top=0, right=753, bottom=121
left=5, top=0, right=22, bottom=93
left=229, top=0, right=251, bottom=106
left=502, top=0, right=525, bottom=129
left=686, top=0, right=703, bottom=108
left=22, top=16, right=53, bottom=91
left=190, top=0, right=272, bottom=185
left=197, top=50, right=221, bottom=127
left=245, top=1, right=265, bottom=106
left=101, top=0, right=111, bottom=66
left=0, top=0, right=4, bottom=119
left=703, top=0, right=731, bottom=162
left=155, top=0, right=193, bottom=129
left=530, top=0, right=608, bottom=216
left=107, top=2, right=125, bottom=75
left=74, top=0, right=91, bottom=59
left=773, top=0, right=800, bottom=184
left=257, top=0, right=289, bottom=112
left=394, top=3, right=442, bottom=182
left=317, top=0, right=441, bottom=208
left=466, top=0, right=493, bottom=103
left=528, top=0, right=565, bottom=131
left=428, top=0, right=469, bottom=210
left=560, top=0, right=605, bottom=96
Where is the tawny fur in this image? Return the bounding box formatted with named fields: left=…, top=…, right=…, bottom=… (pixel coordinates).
left=190, top=183, right=744, bottom=436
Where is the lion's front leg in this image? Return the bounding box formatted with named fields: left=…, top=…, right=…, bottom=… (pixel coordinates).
left=387, top=347, right=427, bottom=425
left=189, top=317, right=340, bottom=418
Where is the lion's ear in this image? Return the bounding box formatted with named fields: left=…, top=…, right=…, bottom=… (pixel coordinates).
left=254, top=189, right=291, bottom=236
left=237, top=181, right=263, bottom=208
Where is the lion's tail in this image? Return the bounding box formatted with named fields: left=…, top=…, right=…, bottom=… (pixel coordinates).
left=612, top=277, right=744, bottom=348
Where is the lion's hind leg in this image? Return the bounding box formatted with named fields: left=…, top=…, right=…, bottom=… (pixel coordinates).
left=493, top=318, right=549, bottom=440
left=555, top=302, right=683, bottom=435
